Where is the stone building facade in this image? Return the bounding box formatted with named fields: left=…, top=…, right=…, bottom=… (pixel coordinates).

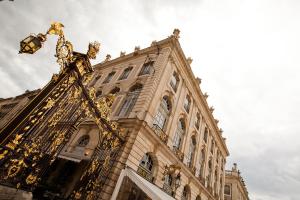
left=0, top=29, right=248, bottom=200
left=224, top=164, right=249, bottom=200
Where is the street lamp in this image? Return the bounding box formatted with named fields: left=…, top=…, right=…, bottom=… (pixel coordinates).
left=19, top=33, right=47, bottom=54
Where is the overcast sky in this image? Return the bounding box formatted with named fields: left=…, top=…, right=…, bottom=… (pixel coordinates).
left=0, top=0, right=300, bottom=199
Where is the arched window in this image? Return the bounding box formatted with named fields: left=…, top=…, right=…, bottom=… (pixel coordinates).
left=139, top=61, right=154, bottom=76
left=138, top=153, right=155, bottom=182
left=195, top=112, right=200, bottom=130
left=173, top=118, right=186, bottom=150
left=203, top=127, right=208, bottom=143
left=181, top=185, right=190, bottom=200
left=208, top=158, right=212, bottom=184
left=77, top=135, right=90, bottom=147
left=118, top=84, right=143, bottom=117
left=153, top=96, right=172, bottom=130
left=187, top=136, right=196, bottom=168
left=110, top=87, right=120, bottom=94
left=139, top=153, right=153, bottom=172
left=170, top=71, right=179, bottom=92
left=224, top=184, right=231, bottom=195
left=119, top=66, right=133, bottom=80
left=199, top=149, right=206, bottom=178
left=162, top=173, right=173, bottom=196
left=214, top=169, right=218, bottom=190
left=184, top=95, right=191, bottom=113
left=211, top=140, right=215, bottom=153
left=196, top=195, right=201, bottom=200
left=103, top=71, right=116, bottom=84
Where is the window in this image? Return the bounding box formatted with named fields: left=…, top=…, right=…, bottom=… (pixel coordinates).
left=110, top=87, right=120, bottom=94
left=96, top=90, right=102, bottom=97
left=164, top=174, right=173, bottom=186
left=184, top=95, right=191, bottom=113
left=153, top=96, right=171, bottom=130
left=204, top=127, right=208, bottom=143
left=139, top=61, right=154, bottom=76
left=199, top=149, right=205, bottom=178
left=173, top=118, right=186, bottom=150
left=181, top=185, right=190, bottom=200
left=187, top=136, right=196, bottom=167
left=196, top=195, right=201, bottom=200
left=139, top=153, right=153, bottom=173
left=195, top=112, right=200, bottom=130
left=211, top=140, right=215, bottom=154
left=170, top=72, right=179, bottom=92
left=118, top=67, right=133, bottom=80
left=208, top=159, right=212, bottom=184
left=118, top=84, right=143, bottom=117
left=77, top=135, right=90, bottom=147
left=224, top=184, right=231, bottom=195
left=103, top=71, right=116, bottom=84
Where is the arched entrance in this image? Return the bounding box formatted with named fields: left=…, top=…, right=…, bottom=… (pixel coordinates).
left=33, top=158, right=89, bottom=199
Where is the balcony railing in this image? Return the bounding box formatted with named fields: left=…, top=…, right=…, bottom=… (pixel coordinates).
left=137, top=166, right=154, bottom=182
left=162, top=183, right=173, bottom=196
left=152, top=124, right=168, bottom=144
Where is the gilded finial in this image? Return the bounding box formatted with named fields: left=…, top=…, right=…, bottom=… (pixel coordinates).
left=87, top=41, right=101, bottom=59
left=47, top=22, right=64, bottom=36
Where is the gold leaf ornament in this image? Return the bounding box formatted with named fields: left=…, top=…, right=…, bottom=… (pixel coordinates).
left=47, top=22, right=64, bottom=36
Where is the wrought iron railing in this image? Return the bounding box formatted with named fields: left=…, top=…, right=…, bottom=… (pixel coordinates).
left=152, top=124, right=168, bottom=143
left=162, top=183, right=173, bottom=196
left=137, top=165, right=153, bottom=182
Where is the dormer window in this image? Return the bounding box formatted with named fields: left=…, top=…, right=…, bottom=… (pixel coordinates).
left=139, top=61, right=154, bottom=76
left=170, top=72, right=179, bottom=92
left=184, top=95, right=191, bottom=113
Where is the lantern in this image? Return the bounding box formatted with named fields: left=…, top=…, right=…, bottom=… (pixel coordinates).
left=19, top=33, right=46, bottom=54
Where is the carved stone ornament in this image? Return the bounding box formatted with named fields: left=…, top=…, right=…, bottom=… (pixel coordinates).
left=120, top=51, right=126, bottom=56
left=172, top=28, right=180, bottom=39
left=204, top=92, right=209, bottom=99
left=187, top=57, right=193, bottom=64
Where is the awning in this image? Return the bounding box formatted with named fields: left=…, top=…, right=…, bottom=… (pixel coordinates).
left=111, top=167, right=176, bottom=200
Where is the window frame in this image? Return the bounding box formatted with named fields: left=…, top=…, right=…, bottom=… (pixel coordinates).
left=103, top=71, right=116, bottom=84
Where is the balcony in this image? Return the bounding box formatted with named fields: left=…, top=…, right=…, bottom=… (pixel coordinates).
left=137, top=166, right=154, bottom=182
left=152, top=124, right=168, bottom=144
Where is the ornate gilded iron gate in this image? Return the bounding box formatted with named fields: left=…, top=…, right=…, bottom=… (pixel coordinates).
left=0, top=23, right=124, bottom=199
